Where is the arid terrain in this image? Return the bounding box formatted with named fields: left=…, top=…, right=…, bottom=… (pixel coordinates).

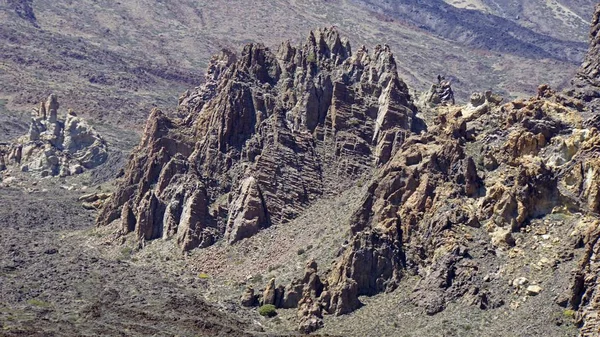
left=2, top=1, right=600, bottom=337
left=0, top=0, right=593, bottom=131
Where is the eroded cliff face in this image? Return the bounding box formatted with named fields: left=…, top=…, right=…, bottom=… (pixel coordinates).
left=97, top=27, right=421, bottom=250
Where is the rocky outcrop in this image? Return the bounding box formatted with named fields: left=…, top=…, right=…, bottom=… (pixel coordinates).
left=462, top=90, right=503, bottom=121
left=276, top=81, right=600, bottom=332
left=97, top=28, right=422, bottom=252
left=0, top=94, right=108, bottom=177
left=559, top=7, right=600, bottom=334
left=249, top=260, right=327, bottom=333
left=568, top=225, right=600, bottom=336
left=421, top=75, right=455, bottom=106
left=6, top=0, right=38, bottom=27
left=570, top=3, right=600, bottom=110
left=79, top=192, right=112, bottom=210
left=319, top=110, right=482, bottom=316
left=97, top=11, right=600, bottom=336
left=240, top=287, right=257, bottom=307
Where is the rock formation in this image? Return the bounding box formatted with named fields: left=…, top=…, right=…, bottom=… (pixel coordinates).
left=562, top=4, right=600, bottom=336
left=97, top=27, right=422, bottom=250
left=570, top=3, right=600, bottom=112
left=97, top=14, right=600, bottom=335
left=421, top=75, right=455, bottom=106
left=242, top=260, right=326, bottom=333
left=0, top=94, right=108, bottom=177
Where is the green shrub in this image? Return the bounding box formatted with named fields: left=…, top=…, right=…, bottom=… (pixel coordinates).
left=297, top=248, right=305, bottom=255
left=258, top=304, right=277, bottom=317
left=120, top=247, right=132, bottom=256
left=564, top=309, right=576, bottom=319
left=27, top=299, right=51, bottom=308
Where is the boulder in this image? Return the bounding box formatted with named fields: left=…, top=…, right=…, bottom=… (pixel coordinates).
left=526, top=285, right=543, bottom=296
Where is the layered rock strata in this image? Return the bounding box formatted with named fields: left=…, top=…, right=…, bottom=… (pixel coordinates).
left=563, top=4, right=600, bottom=335
left=97, top=28, right=422, bottom=251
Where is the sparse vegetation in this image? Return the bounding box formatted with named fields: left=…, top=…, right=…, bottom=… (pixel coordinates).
left=564, top=309, right=576, bottom=319
left=0, top=1, right=597, bottom=336
left=258, top=304, right=277, bottom=317
left=26, top=299, right=51, bottom=308
left=119, top=247, right=133, bottom=260
left=251, top=274, right=263, bottom=284
left=267, top=264, right=282, bottom=272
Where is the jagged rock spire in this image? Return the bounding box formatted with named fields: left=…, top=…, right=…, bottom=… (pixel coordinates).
left=46, top=93, right=59, bottom=123
left=98, top=27, right=420, bottom=249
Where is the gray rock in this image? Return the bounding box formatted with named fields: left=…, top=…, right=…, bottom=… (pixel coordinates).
left=46, top=94, right=59, bottom=123
left=225, top=176, right=268, bottom=244
left=526, top=285, right=543, bottom=296
left=3, top=94, right=108, bottom=177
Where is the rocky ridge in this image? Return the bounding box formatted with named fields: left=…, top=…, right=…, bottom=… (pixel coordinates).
left=98, top=27, right=422, bottom=249
left=0, top=94, right=108, bottom=178
left=97, top=10, right=600, bottom=336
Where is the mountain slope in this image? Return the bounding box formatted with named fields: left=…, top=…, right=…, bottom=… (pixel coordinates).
left=445, top=0, right=596, bottom=41
left=0, top=0, right=592, bottom=143
left=354, top=0, right=588, bottom=62
left=94, top=4, right=600, bottom=334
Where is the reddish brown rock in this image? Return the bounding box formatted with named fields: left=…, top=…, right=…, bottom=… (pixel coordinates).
left=97, top=28, right=421, bottom=252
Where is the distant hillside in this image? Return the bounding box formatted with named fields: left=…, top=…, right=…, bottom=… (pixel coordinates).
left=445, top=0, right=596, bottom=42
left=355, top=0, right=588, bottom=62
left=0, top=0, right=592, bottom=143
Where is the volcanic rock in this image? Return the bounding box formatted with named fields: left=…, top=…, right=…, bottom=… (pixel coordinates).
left=0, top=94, right=108, bottom=177
left=241, top=287, right=257, bottom=307
left=225, top=176, right=269, bottom=244
left=526, top=285, right=543, bottom=296
left=570, top=4, right=600, bottom=111
left=97, top=27, right=422, bottom=253
left=93, top=16, right=600, bottom=335
left=421, top=75, right=455, bottom=106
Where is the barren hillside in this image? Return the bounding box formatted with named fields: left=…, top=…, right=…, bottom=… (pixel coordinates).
left=0, top=0, right=593, bottom=142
